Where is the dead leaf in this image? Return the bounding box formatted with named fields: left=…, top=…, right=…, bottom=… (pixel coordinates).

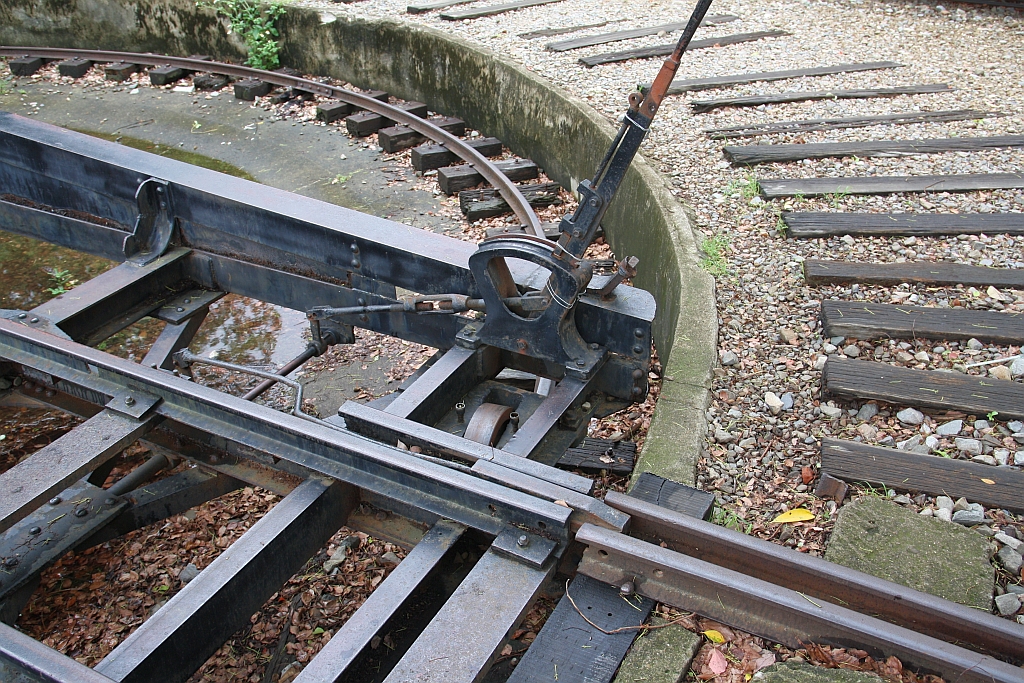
left=771, top=508, right=815, bottom=524
left=708, top=648, right=728, bottom=675
left=801, top=467, right=813, bottom=485
left=703, top=629, right=726, bottom=644
left=981, top=478, right=995, bottom=485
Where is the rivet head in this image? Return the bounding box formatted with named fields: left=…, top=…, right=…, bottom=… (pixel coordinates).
left=589, top=197, right=598, bottom=207
left=183, top=298, right=191, bottom=304
left=124, top=395, right=136, bottom=407
left=4, top=558, right=18, bottom=568
left=516, top=534, right=529, bottom=548
left=176, top=307, right=185, bottom=312
left=75, top=508, right=88, bottom=517
left=633, top=345, right=644, bottom=355
left=29, top=526, right=41, bottom=535
left=30, top=317, right=39, bottom=323
left=351, top=259, right=361, bottom=268
left=17, top=313, right=26, bottom=319
left=350, top=244, right=359, bottom=253
left=49, top=497, right=62, bottom=506
left=634, top=328, right=644, bottom=338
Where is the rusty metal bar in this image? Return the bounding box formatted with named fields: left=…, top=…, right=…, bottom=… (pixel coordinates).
left=95, top=477, right=356, bottom=683
left=605, top=491, right=1024, bottom=659
left=575, top=524, right=1023, bottom=683
left=0, top=47, right=543, bottom=236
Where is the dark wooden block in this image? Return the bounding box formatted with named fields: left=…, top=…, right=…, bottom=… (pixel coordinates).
left=9, top=57, right=44, bottom=77
left=440, top=0, right=561, bottom=20
left=783, top=212, right=1024, bottom=238
left=760, top=173, right=1024, bottom=199
left=366, top=89, right=389, bottom=102
left=804, top=259, right=1024, bottom=290
left=411, top=137, right=503, bottom=171
left=345, top=102, right=430, bottom=137
left=545, top=15, right=738, bottom=50
left=628, top=471, right=715, bottom=520
left=580, top=30, right=789, bottom=68
left=57, top=58, right=92, bottom=79
left=823, top=357, right=1024, bottom=420
left=233, top=78, right=271, bottom=101
left=432, top=116, right=466, bottom=136
left=460, top=182, right=561, bottom=220
left=556, top=438, right=636, bottom=476
left=104, top=62, right=139, bottom=82
left=705, top=109, right=1005, bottom=140
left=821, top=438, right=1024, bottom=514
left=692, top=84, right=951, bottom=114
left=725, top=135, right=1024, bottom=166
left=193, top=73, right=229, bottom=91
left=317, top=100, right=354, bottom=123
left=438, top=159, right=539, bottom=195
left=148, top=65, right=186, bottom=86
left=378, top=125, right=426, bottom=153
left=820, top=300, right=1024, bottom=346
left=664, top=61, right=902, bottom=95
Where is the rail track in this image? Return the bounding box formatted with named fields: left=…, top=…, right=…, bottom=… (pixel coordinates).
left=0, top=43, right=1022, bottom=683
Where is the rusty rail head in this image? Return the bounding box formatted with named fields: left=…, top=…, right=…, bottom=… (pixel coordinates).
left=0, top=47, right=544, bottom=237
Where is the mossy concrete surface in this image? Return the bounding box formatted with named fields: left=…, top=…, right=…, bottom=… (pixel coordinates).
left=824, top=497, right=994, bottom=609
left=613, top=619, right=702, bottom=683
left=753, top=662, right=882, bottom=683
left=1, top=0, right=717, bottom=486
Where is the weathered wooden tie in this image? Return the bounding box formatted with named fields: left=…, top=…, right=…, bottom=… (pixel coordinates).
left=803, top=259, right=1024, bottom=289
left=819, top=300, right=1024, bottom=346
left=691, top=84, right=951, bottom=113
left=760, top=173, right=1024, bottom=199
left=783, top=212, right=1024, bottom=238
left=663, top=61, right=902, bottom=95
left=438, top=159, right=539, bottom=195
left=412, top=137, right=504, bottom=171
left=556, top=438, right=637, bottom=476
left=440, top=0, right=562, bottom=20
left=704, top=109, right=1004, bottom=139
left=823, top=357, right=1024, bottom=420
left=580, top=30, right=790, bottom=68
left=545, top=15, right=739, bottom=51
left=460, top=182, right=562, bottom=220
left=725, top=135, right=1024, bottom=165
left=821, top=438, right=1024, bottom=514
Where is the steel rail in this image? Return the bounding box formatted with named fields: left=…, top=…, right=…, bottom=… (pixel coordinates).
left=575, top=523, right=1024, bottom=683
left=0, top=46, right=544, bottom=237
left=605, top=491, right=1024, bottom=660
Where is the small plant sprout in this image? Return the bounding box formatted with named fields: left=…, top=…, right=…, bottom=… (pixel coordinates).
left=987, top=411, right=999, bottom=422
left=700, top=234, right=730, bottom=277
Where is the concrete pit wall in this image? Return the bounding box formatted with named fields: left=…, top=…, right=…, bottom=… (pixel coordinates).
left=0, top=0, right=717, bottom=485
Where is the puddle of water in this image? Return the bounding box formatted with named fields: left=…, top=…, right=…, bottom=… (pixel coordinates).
left=0, top=232, right=114, bottom=310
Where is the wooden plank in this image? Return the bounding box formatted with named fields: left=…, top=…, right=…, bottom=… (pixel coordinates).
left=760, top=173, right=1024, bottom=199
left=784, top=212, right=1024, bottom=238
left=821, top=438, right=1024, bottom=514
left=725, top=135, right=1024, bottom=165
left=691, top=84, right=951, bottom=113
left=557, top=437, right=636, bottom=476
left=664, top=61, right=902, bottom=95
left=437, top=158, right=539, bottom=195
left=823, top=357, right=1024, bottom=420
left=440, top=0, right=562, bottom=21
left=819, top=300, right=1024, bottom=346
left=407, top=0, right=470, bottom=13
left=804, top=259, right=1024, bottom=289
left=628, top=472, right=715, bottom=520
left=545, top=15, right=739, bottom=51
left=460, top=182, right=561, bottom=220
left=580, top=30, right=790, bottom=68
left=519, top=21, right=612, bottom=39
left=704, top=109, right=1005, bottom=140
left=411, top=136, right=503, bottom=171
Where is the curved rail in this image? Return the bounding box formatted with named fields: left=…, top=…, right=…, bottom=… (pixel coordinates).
left=0, top=47, right=544, bottom=237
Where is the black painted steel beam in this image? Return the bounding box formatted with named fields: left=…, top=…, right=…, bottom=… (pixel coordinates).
left=575, top=524, right=1023, bottom=683
left=383, top=545, right=553, bottom=682
left=95, top=477, right=356, bottom=683
left=0, top=622, right=117, bottom=683
left=294, top=520, right=468, bottom=683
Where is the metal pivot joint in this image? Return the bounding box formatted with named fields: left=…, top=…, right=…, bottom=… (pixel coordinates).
left=124, top=178, right=177, bottom=264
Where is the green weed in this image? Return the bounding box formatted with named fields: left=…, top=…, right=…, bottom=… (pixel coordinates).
left=826, top=189, right=849, bottom=209
left=712, top=506, right=751, bottom=534
left=987, top=411, right=999, bottom=422
left=725, top=173, right=760, bottom=200
left=45, top=267, right=76, bottom=296
left=198, top=0, right=287, bottom=70
left=0, top=78, right=11, bottom=96
left=700, top=234, right=729, bottom=277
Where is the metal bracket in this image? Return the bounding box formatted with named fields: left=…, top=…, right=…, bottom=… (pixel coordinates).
left=105, top=388, right=161, bottom=418
left=153, top=289, right=225, bottom=325
left=0, top=310, right=70, bottom=340
left=124, top=178, right=177, bottom=265
left=491, top=526, right=557, bottom=569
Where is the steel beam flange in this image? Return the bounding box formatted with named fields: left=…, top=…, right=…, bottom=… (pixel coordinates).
left=492, top=526, right=558, bottom=568
left=574, top=524, right=1023, bottom=683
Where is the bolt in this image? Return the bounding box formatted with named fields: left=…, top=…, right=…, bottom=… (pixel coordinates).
left=581, top=402, right=592, bottom=412
left=589, top=342, right=600, bottom=351
left=4, top=558, right=18, bottom=568
left=517, top=534, right=530, bottom=548
left=350, top=244, right=360, bottom=253
left=17, top=313, right=26, bottom=319
left=576, top=359, right=586, bottom=367
left=105, top=497, right=118, bottom=506
left=176, top=307, right=185, bottom=312
left=455, top=402, right=466, bottom=423
left=124, top=395, right=136, bottom=407
left=49, top=497, right=61, bottom=506
left=620, top=581, right=635, bottom=597
left=75, top=508, right=88, bottom=517
left=589, top=197, right=599, bottom=207
left=183, top=298, right=191, bottom=304
left=30, top=317, right=39, bottom=323
left=29, top=526, right=41, bottom=535
left=516, top=339, right=528, bottom=351
left=357, top=298, right=366, bottom=306
left=351, top=258, right=361, bottom=268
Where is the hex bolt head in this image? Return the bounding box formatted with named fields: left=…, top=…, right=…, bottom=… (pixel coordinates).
left=589, top=343, right=600, bottom=351
left=75, top=508, right=88, bottom=518
left=29, top=526, right=41, bottom=535
left=124, top=395, right=136, bottom=407
left=48, top=497, right=62, bottom=506
left=620, top=581, right=635, bottom=597
left=576, top=359, right=586, bottom=367
left=516, top=534, right=530, bottom=548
